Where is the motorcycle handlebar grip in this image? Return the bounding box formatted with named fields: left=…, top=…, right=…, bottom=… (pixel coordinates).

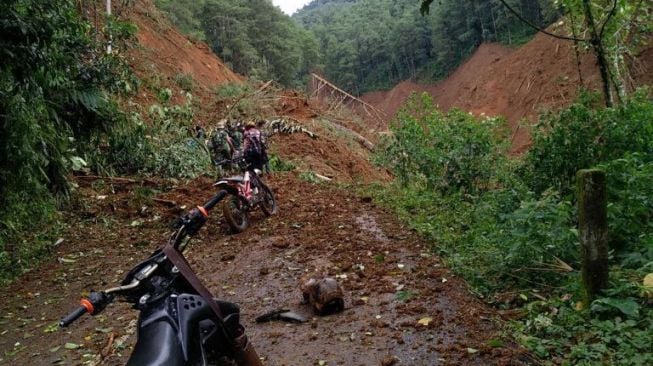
left=59, top=306, right=87, bottom=327
left=203, top=190, right=227, bottom=211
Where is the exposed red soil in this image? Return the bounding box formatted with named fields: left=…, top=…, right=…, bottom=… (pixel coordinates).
left=0, top=173, right=530, bottom=365
left=363, top=27, right=653, bottom=154
left=265, top=90, right=390, bottom=183
left=117, top=0, right=242, bottom=124
left=127, top=0, right=241, bottom=91
left=272, top=132, right=387, bottom=183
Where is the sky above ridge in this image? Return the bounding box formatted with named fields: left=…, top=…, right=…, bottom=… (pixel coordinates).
left=272, top=0, right=312, bottom=15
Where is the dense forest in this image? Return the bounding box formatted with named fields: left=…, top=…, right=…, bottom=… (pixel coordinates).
left=156, top=0, right=558, bottom=93
left=294, top=0, right=558, bottom=93
left=155, top=0, right=319, bottom=86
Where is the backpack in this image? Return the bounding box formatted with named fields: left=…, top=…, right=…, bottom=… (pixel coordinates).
left=244, top=131, right=262, bottom=156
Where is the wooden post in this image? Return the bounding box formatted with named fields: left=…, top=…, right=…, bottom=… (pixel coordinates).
left=577, top=169, right=609, bottom=304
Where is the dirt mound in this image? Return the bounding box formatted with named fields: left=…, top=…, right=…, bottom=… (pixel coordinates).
left=127, top=0, right=240, bottom=91
left=270, top=105, right=390, bottom=183
left=363, top=29, right=653, bottom=154
left=121, top=2, right=385, bottom=182
left=117, top=0, right=242, bottom=125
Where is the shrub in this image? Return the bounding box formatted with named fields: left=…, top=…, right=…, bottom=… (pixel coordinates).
left=268, top=154, right=295, bottom=172
left=0, top=0, right=136, bottom=279
left=375, top=89, right=653, bottom=364
left=174, top=73, right=194, bottom=91
left=523, top=89, right=653, bottom=196
left=376, top=93, right=508, bottom=194
left=599, top=154, right=653, bottom=266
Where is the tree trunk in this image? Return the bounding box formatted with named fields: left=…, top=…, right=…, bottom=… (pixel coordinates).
left=577, top=169, right=609, bottom=305
left=582, top=0, right=613, bottom=107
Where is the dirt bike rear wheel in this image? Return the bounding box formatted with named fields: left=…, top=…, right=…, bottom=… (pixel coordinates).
left=259, top=183, right=277, bottom=216
left=223, top=194, right=249, bottom=233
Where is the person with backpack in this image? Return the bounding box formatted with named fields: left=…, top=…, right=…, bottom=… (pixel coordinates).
left=243, top=120, right=264, bottom=172
left=229, top=119, right=244, bottom=152
left=209, top=120, right=233, bottom=173
left=256, top=119, right=271, bottom=174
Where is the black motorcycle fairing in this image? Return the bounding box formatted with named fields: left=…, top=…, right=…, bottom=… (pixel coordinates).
left=127, top=294, right=243, bottom=366
left=127, top=298, right=184, bottom=366
left=176, top=294, right=243, bottom=361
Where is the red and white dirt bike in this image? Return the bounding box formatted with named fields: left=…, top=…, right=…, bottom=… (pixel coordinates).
left=214, top=158, right=277, bottom=233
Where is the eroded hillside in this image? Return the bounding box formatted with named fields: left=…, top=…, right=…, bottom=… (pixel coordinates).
left=363, top=26, right=653, bottom=153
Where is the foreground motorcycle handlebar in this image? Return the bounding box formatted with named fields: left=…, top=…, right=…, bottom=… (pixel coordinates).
left=60, top=291, right=112, bottom=327
left=59, top=189, right=227, bottom=328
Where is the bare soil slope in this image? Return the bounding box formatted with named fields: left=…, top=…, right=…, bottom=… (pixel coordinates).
left=363, top=29, right=653, bottom=154
left=118, top=0, right=242, bottom=125
left=127, top=0, right=241, bottom=91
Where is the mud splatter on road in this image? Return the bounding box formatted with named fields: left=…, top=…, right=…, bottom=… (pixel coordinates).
left=0, top=173, right=528, bottom=365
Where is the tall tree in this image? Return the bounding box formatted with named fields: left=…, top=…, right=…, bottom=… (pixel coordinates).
left=157, top=0, right=320, bottom=87
left=295, top=0, right=558, bottom=93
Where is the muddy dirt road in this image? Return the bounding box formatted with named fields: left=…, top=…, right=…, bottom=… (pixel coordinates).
left=0, top=173, right=527, bottom=365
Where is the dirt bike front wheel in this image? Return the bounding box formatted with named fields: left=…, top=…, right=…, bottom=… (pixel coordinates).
left=223, top=194, right=249, bottom=233
left=259, top=183, right=277, bottom=216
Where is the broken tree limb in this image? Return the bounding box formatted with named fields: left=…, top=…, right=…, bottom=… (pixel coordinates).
left=309, top=73, right=386, bottom=125
left=74, top=175, right=137, bottom=184
left=219, top=80, right=274, bottom=119
left=313, top=173, right=333, bottom=182
left=153, top=198, right=178, bottom=207
left=319, top=117, right=375, bottom=151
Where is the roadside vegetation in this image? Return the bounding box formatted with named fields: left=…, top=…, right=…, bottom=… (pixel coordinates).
left=0, top=1, right=210, bottom=283
left=374, top=90, right=653, bottom=364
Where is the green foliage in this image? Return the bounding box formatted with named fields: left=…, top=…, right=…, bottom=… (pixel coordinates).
left=523, top=90, right=653, bottom=196
left=513, top=294, right=653, bottom=365
left=376, top=93, right=509, bottom=194
left=375, top=89, right=653, bottom=363
left=89, top=92, right=211, bottom=179
left=0, top=0, right=136, bottom=279
left=214, top=83, right=252, bottom=99
left=296, top=0, right=558, bottom=93
left=599, top=154, right=653, bottom=262
left=174, top=73, right=194, bottom=92
left=154, top=0, right=207, bottom=41
left=298, top=170, right=322, bottom=184
left=269, top=155, right=296, bottom=172
left=200, top=0, right=319, bottom=86
left=155, top=0, right=319, bottom=87
left=560, top=0, right=652, bottom=104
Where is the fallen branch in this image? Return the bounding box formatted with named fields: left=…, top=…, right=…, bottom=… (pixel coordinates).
left=101, top=332, right=115, bottom=358
left=318, top=116, right=375, bottom=151
left=75, top=175, right=137, bottom=184
left=153, top=198, right=178, bottom=207
left=219, top=80, right=274, bottom=119
left=314, top=173, right=333, bottom=182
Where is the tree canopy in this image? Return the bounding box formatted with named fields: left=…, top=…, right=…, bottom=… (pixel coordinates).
left=294, top=0, right=559, bottom=93
left=156, top=0, right=320, bottom=87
